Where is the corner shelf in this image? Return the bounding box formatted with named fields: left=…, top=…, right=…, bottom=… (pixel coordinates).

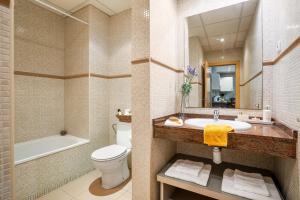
left=116, top=114, right=131, bottom=123
left=157, top=154, right=285, bottom=200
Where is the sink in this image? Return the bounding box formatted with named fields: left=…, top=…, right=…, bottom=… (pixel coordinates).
left=184, top=118, right=252, bottom=131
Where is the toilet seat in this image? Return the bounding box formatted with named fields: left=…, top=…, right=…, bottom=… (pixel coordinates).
left=91, top=144, right=127, bottom=161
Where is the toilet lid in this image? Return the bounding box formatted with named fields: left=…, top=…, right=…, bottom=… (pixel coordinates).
left=91, top=145, right=127, bottom=161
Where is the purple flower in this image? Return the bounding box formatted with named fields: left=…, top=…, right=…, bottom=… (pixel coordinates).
left=187, top=65, right=198, bottom=76
left=185, top=65, right=198, bottom=83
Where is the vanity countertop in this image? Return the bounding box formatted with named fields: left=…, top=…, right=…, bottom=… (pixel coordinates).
left=153, top=113, right=297, bottom=158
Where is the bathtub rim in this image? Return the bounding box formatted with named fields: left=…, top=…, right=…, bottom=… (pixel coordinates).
left=14, top=135, right=90, bottom=165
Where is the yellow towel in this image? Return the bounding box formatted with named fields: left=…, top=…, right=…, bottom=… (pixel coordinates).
left=204, top=124, right=233, bottom=147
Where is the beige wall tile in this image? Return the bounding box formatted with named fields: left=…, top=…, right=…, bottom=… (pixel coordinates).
left=109, top=9, right=132, bottom=75
left=0, top=4, right=12, bottom=200
left=131, top=0, right=150, bottom=60
left=108, top=78, right=131, bottom=144
left=14, top=0, right=64, bottom=75
left=64, top=7, right=89, bottom=75
left=132, top=1, right=178, bottom=200
left=131, top=63, right=152, bottom=200
left=89, top=6, right=110, bottom=75
left=15, top=76, right=64, bottom=142
left=89, top=77, right=110, bottom=146
left=64, top=78, right=89, bottom=139
left=262, top=1, right=300, bottom=199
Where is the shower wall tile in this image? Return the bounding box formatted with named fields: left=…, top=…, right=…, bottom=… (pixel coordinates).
left=15, top=76, right=64, bottom=143
left=64, top=78, right=89, bottom=139
left=14, top=0, right=65, bottom=143
left=64, top=6, right=89, bottom=75
left=89, top=77, right=110, bottom=146
left=108, top=9, right=131, bottom=75
left=14, top=0, right=64, bottom=75
left=108, top=9, right=132, bottom=144
left=0, top=4, right=12, bottom=200
left=108, top=78, right=131, bottom=144
left=15, top=38, right=64, bottom=75
left=89, top=6, right=110, bottom=75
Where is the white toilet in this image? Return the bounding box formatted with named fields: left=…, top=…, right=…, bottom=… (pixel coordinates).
left=91, top=122, right=132, bottom=189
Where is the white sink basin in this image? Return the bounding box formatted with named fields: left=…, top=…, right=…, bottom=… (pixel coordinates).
left=185, top=118, right=252, bottom=131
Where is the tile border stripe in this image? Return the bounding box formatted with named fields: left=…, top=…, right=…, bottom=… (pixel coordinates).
left=191, top=82, right=202, bottom=86
left=14, top=71, right=131, bottom=80
left=263, top=36, right=300, bottom=66
left=14, top=71, right=65, bottom=79
left=240, top=70, right=262, bottom=86
left=64, top=73, right=89, bottom=79
left=131, top=57, right=184, bottom=73
left=90, top=73, right=131, bottom=79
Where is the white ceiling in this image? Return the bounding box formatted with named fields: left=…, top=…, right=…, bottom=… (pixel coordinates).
left=188, top=0, right=258, bottom=52
left=40, top=0, right=131, bottom=16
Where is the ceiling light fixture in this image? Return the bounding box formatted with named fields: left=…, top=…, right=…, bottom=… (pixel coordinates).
left=219, top=38, right=225, bottom=43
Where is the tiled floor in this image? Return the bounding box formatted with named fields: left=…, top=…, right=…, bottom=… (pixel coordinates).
left=38, top=170, right=132, bottom=200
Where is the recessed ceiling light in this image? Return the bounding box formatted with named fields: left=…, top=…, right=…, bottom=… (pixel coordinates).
left=219, top=38, right=225, bottom=42
left=221, top=56, right=225, bottom=59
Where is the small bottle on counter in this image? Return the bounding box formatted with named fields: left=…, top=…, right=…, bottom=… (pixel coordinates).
left=263, top=105, right=272, bottom=122
left=117, top=109, right=122, bottom=115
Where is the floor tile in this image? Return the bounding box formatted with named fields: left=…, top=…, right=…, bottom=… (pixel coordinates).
left=38, top=170, right=132, bottom=200
left=61, top=170, right=101, bottom=197
left=75, top=188, right=127, bottom=200
left=37, top=189, right=73, bottom=200
left=117, top=191, right=132, bottom=200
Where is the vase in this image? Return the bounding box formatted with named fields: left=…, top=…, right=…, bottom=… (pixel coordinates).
left=180, top=94, right=188, bottom=120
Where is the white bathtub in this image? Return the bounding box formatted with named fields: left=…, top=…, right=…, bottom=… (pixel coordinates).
left=15, top=135, right=89, bottom=165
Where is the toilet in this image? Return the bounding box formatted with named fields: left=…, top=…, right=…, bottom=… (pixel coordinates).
left=91, top=122, right=131, bottom=189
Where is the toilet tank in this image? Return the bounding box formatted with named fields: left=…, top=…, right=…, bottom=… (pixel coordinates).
left=116, top=122, right=132, bottom=149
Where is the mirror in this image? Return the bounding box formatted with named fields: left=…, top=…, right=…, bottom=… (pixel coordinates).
left=185, top=0, right=262, bottom=109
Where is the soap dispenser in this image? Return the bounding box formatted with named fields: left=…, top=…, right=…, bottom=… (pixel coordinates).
left=263, top=105, right=272, bottom=122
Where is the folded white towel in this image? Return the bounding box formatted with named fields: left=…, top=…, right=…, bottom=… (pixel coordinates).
left=164, top=119, right=183, bottom=127
left=175, top=159, right=204, bottom=177
left=222, top=169, right=282, bottom=200
left=165, top=160, right=211, bottom=186
left=234, top=169, right=270, bottom=197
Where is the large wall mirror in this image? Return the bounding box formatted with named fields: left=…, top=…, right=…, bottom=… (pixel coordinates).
left=185, top=0, right=263, bottom=110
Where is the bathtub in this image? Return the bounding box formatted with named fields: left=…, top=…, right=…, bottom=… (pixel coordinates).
left=15, top=135, right=89, bottom=165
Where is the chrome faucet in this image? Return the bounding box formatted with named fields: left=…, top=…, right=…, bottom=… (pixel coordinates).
left=213, top=109, right=220, bottom=121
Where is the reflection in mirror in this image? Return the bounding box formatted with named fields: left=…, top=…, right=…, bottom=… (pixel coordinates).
left=185, top=0, right=262, bottom=110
